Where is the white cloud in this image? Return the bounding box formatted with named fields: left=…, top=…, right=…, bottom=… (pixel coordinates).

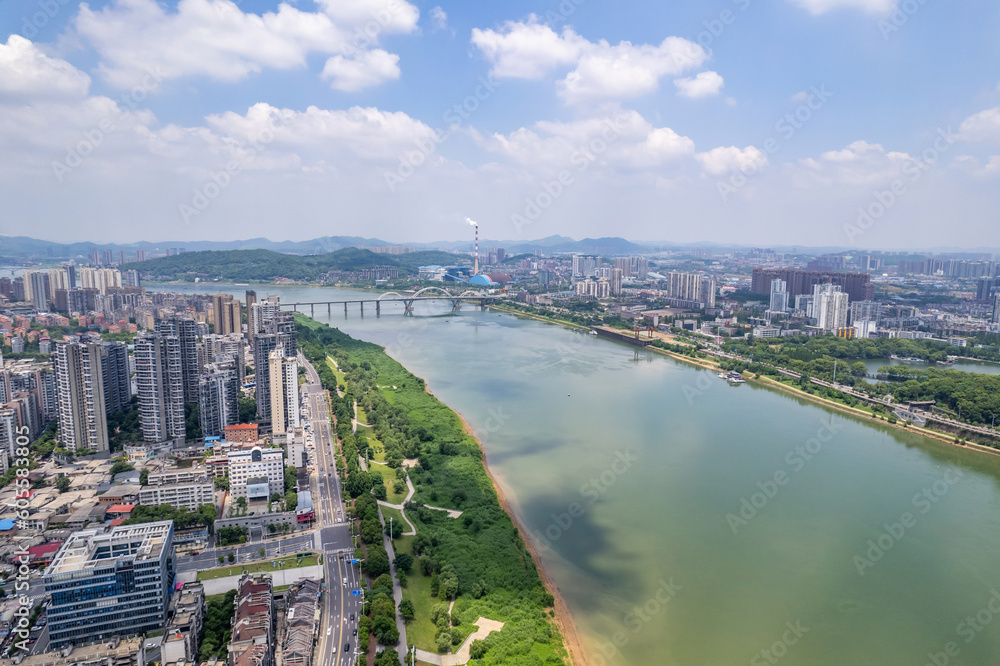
left=0, top=35, right=91, bottom=99
left=695, top=146, right=768, bottom=175
left=795, top=139, right=915, bottom=185
left=429, top=6, right=448, bottom=31
left=470, top=18, right=707, bottom=104
left=314, top=0, right=419, bottom=33
left=959, top=107, right=1000, bottom=144
left=322, top=49, right=400, bottom=92
left=673, top=71, right=724, bottom=99
left=788, top=0, right=897, bottom=15
left=953, top=154, right=1000, bottom=179
left=470, top=19, right=588, bottom=79
left=73, top=0, right=416, bottom=89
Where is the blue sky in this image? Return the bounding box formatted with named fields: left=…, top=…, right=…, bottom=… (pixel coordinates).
left=1, top=0, right=998, bottom=249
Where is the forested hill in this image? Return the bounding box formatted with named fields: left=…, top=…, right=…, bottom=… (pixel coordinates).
left=122, top=248, right=465, bottom=281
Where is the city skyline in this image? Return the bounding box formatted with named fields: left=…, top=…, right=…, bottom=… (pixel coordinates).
left=1, top=1, right=998, bottom=248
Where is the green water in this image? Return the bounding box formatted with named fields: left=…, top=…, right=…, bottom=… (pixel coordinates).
left=158, top=285, right=1000, bottom=664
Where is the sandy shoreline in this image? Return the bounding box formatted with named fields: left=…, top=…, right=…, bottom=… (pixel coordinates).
left=425, top=382, right=588, bottom=666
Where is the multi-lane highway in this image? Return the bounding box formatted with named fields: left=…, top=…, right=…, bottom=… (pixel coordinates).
left=174, top=533, right=316, bottom=574
left=300, top=354, right=363, bottom=666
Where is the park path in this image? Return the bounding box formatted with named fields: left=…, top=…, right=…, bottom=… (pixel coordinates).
left=376, top=476, right=416, bottom=536
left=413, top=617, right=505, bottom=666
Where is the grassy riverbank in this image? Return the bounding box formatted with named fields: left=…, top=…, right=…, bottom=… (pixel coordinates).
left=296, top=316, right=577, bottom=665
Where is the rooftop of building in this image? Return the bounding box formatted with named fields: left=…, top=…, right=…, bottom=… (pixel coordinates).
left=0, top=636, right=143, bottom=666
left=45, top=521, right=173, bottom=577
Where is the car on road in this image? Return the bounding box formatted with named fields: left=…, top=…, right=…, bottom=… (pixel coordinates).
left=349, top=613, right=354, bottom=621
left=344, top=643, right=350, bottom=652
left=189, top=551, right=200, bottom=556
left=352, top=628, right=357, bottom=636
left=327, top=627, right=331, bottom=636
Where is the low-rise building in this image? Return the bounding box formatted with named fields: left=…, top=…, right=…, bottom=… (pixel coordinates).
left=161, top=581, right=205, bottom=666
left=228, top=447, right=284, bottom=501
left=139, top=482, right=215, bottom=511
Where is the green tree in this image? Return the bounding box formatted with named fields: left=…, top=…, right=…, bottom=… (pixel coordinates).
left=227, top=552, right=235, bottom=563
left=394, top=553, right=413, bottom=573
left=218, top=554, right=225, bottom=564
left=55, top=476, right=71, bottom=493
left=238, top=397, right=257, bottom=423
left=363, top=549, right=390, bottom=577
left=139, top=468, right=149, bottom=485
left=398, top=599, right=415, bottom=622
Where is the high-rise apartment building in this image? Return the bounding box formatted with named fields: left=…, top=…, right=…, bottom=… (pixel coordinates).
left=254, top=311, right=296, bottom=422
left=814, top=284, right=849, bottom=331
left=100, top=341, right=132, bottom=414
left=123, top=269, right=141, bottom=287
left=53, top=342, right=109, bottom=453
left=245, top=290, right=257, bottom=342
left=610, top=268, right=623, bottom=296
left=23, top=270, right=51, bottom=311
left=751, top=267, right=874, bottom=302
left=156, top=317, right=200, bottom=403
left=135, top=333, right=186, bottom=443
left=248, top=298, right=280, bottom=341
left=199, top=333, right=246, bottom=383
left=614, top=256, right=649, bottom=279
left=199, top=363, right=239, bottom=438
left=769, top=279, right=788, bottom=313
left=48, top=268, right=72, bottom=293
left=993, top=293, right=1000, bottom=325
left=212, top=294, right=241, bottom=335
left=849, top=300, right=881, bottom=326
left=80, top=267, right=122, bottom=294
left=268, top=349, right=298, bottom=436
left=662, top=272, right=716, bottom=308
left=44, top=522, right=175, bottom=648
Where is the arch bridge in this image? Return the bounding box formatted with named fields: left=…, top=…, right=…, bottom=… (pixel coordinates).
left=279, top=288, right=501, bottom=316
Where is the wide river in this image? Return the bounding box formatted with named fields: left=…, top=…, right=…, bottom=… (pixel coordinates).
left=158, top=284, right=1000, bottom=665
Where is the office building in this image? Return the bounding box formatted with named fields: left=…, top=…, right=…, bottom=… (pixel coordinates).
left=43, top=521, right=175, bottom=648
left=139, top=482, right=215, bottom=511
left=769, top=279, right=788, bottom=313
left=53, top=342, right=109, bottom=453
left=157, top=317, right=200, bottom=403
left=199, top=363, right=239, bottom=438
left=751, top=267, right=874, bottom=302
left=228, top=446, right=284, bottom=500
left=225, top=423, right=259, bottom=444
left=135, top=333, right=186, bottom=443
left=268, top=349, right=298, bottom=436
left=100, top=341, right=132, bottom=415
left=814, top=284, right=849, bottom=331
left=212, top=294, right=241, bottom=335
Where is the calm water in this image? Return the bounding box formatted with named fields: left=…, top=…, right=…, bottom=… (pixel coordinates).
left=855, top=357, right=1000, bottom=378
left=158, top=284, right=1000, bottom=665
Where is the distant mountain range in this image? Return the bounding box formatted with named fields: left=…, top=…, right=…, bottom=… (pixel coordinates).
left=0, top=235, right=652, bottom=262
left=1, top=234, right=996, bottom=264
